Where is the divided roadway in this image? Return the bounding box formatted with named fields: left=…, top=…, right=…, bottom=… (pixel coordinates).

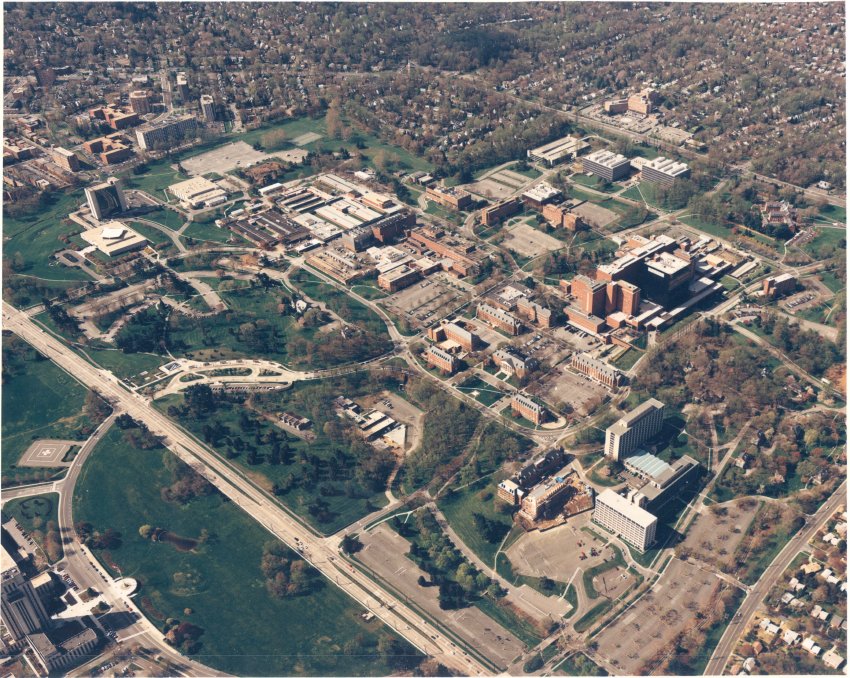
left=1, top=300, right=490, bottom=677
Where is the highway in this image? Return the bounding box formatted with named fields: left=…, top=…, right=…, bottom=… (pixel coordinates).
left=703, top=480, right=847, bottom=675
left=2, top=300, right=490, bottom=677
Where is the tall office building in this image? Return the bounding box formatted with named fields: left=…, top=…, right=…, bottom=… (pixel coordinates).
left=129, top=90, right=151, bottom=115
left=85, top=178, right=128, bottom=221
left=605, top=398, right=665, bottom=462
left=135, top=114, right=198, bottom=150
left=593, top=489, right=657, bottom=551
left=200, top=94, right=216, bottom=122
left=1, top=559, right=51, bottom=641
left=175, top=72, right=190, bottom=102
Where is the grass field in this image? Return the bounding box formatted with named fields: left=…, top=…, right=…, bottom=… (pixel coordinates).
left=127, top=221, right=175, bottom=248
left=157, top=378, right=395, bottom=534
left=555, top=652, right=607, bottom=676
left=817, top=270, right=845, bottom=294
left=610, top=348, right=642, bottom=371
left=2, top=337, right=94, bottom=485
left=73, top=427, right=416, bottom=676
left=181, top=221, right=244, bottom=245
left=437, top=480, right=514, bottom=568
left=571, top=173, right=620, bottom=193
left=79, top=346, right=167, bottom=381
left=818, top=203, right=846, bottom=224
left=803, top=226, right=846, bottom=257
left=140, top=206, right=186, bottom=231
left=3, top=190, right=92, bottom=282
left=455, top=375, right=504, bottom=407
left=678, top=215, right=735, bottom=240
left=620, top=182, right=664, bottom=209
left=120, top=158, right=190, bottom=201
left=2, top=493, right=63, bottom=564
left=290, top=268, right=390, bottom=338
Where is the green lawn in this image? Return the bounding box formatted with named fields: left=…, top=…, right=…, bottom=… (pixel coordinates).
left=555, top=652, right=607, bottom=676
left=73, top=427, right=416, bottom=676
left=2, top=493, right=63, bottom=564
left=437, top=481, right=514, bottom=569
left=571, top=173, right=620, bottom=193
left=803, top=226, right=846, bottom=257
left=1, top=337, right=95, bottom=485
left=678, top=215, right=735, bottom=240
left=79, top=346, right=167, bottom=381
left=157, top=377, right=398, bottom=534
left=474, top=596, right=544, bottom=648
left=817, top=270, right=845, bottom=294
left=455, top=375, right=504, bottom=407
left=182, top=221, right=243, bottom=245
left=290, top=268, right=390, bottom=338
left=120, top=158, right=189, bottom=202
left=818, top=203, right=846, bottom=225
left=140, top=206, right=186, bottom=231
left=3, top=189, right=92, bottom=282
left=127, top=221, right=174, bottom=248
left=619, top=183, right=663, bottom=208
left=610, top=348, right=642, bottom=371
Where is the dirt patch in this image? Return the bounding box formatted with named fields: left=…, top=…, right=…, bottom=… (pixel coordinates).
left=572, top=202, right=619, bottom=229
left=501, top=223, right=564, bottom=259
left=156, top=530, right=199, bottom=552
left=243, top=469, right=274, bottom=492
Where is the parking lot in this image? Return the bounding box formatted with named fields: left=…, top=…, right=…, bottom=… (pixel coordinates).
left=594, top=558, right=721, bottom=675
left=466, top=177, right=516, bottom=201
left=527, top=360, right=608, bottom=415
left=510, top=332, right=572, bottom=369
left=677, top=499, right=760, bottom=572
left=500, top=223, right=565, bottom=259
left=380, top=276, right=467, bottom=329
left=505, top=514, right=611, bottom=582
left=356, top=525, right=525, bottom=668
left=181, top=140, right=293, bottom=176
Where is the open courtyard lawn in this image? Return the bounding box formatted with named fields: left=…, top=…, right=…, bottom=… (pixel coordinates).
left=620, top=182, right=664, bottom=208
left=3, top=189, right=92, bottom=282
left=802, top=226, right=846, bottom=258
left=455, top=375, right=504, bottom=407
left=181, top=221, right=245, bottom=245
left=1, top=337, right=96, bottom=486
left=120, top=158, right=190, bottom=202
left=610, top=348, right=642, bottom=371
left=818, top=203, right=846, bottom=225
left=139, top=206, right=186, bottom=231
left=73, top=427, right=417, bottom=676
left=289, top=268, right=390, bottom=339
left=158, top=372, right=405, bottom=534
left=127, top=221, right=175, bottom=248
left=2, top=493, right=63, bottom=564
left=571, top=173, right=620, bottom=193
left=678, top=215, right=736, bottom=240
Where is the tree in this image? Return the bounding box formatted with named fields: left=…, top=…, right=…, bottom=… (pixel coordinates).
left=259, top=128, right=289, bottom=151
left=340, top=534, right=362, bottom=555
left=139, top=525, right=154, bottom=539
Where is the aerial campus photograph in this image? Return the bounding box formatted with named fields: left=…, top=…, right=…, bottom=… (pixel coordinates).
left=0, top=2, right=846, bottom=678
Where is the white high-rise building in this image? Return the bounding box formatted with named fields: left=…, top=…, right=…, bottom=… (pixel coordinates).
left=605, top=398, right=665, bottom=462
left=593, top=489, right=657, bottom=551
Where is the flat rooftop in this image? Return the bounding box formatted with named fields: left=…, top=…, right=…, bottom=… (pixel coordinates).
left=644, top=156, right=690, bottom=178
left=584, top=149, right=630, bottom=168
left=596, top=488, right=657, bottom=528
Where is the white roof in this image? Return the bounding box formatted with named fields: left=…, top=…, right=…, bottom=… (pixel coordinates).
left=101, top=226, right=126, bottom=239
left=596, top=489, right=657, bottom=528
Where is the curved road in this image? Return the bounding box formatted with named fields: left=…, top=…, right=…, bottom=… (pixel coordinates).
left=2, top=300, right=489, bottom=677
